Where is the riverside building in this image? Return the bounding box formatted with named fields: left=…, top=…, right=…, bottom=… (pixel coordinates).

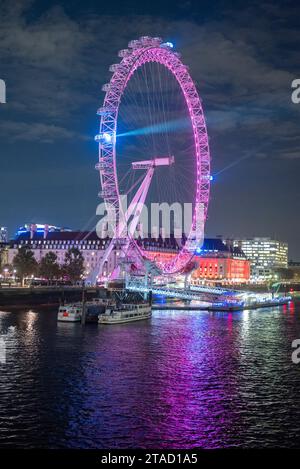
left=233, top=237, right=288, bottom=281
left=8, top=229, right=250, bottom=284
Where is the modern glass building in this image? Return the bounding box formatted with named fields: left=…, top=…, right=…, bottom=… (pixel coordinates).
left=233, top=237, right=288, bottom=281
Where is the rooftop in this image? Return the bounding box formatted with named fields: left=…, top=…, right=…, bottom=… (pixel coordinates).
left=12, top=231, right=246, bottom=257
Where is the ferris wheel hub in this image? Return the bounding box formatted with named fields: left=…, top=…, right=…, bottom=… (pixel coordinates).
left=131, top=156, right=175, bottom=170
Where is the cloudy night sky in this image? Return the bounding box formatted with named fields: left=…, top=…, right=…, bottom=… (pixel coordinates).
left=0, top=0, right=299, bottom=257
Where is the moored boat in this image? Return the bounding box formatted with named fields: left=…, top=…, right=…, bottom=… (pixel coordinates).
left=98, top=303, right=152, bottom=324
left=57, top=304, right=82, bottom=322
left=85, top=298, right=116, bottom=322
left=57, top=298, right=115, bottom=323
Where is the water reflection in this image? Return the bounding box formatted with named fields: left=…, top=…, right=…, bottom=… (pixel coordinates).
left=0, top=305, right=300, bottom=448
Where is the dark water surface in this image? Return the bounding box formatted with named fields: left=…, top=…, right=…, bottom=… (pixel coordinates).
left=0, top=303, right=300, bottom=448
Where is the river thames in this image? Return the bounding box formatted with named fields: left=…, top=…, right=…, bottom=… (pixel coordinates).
left=0, top=302, right=300, bottom=449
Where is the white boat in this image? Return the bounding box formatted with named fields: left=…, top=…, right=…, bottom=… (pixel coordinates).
left=98, top=303, right=152, bottom=324
left=57, top=304, right=82, bottom=322
left=57, top=298, right=115, bottom=323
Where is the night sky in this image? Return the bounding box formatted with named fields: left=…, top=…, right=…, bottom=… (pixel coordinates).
left=0, top=0, right=299, bottom=258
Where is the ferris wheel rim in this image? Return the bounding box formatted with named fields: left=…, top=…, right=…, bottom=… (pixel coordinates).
left=96, top=37, right=211, bottom=274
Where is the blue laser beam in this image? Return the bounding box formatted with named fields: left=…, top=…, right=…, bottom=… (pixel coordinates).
left=117, top=117, right=190, bottom=138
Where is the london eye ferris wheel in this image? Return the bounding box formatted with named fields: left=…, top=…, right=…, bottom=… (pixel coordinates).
left=94, top=36, right=211, bottom=280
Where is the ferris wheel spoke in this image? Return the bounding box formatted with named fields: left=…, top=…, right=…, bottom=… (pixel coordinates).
left=91, top=37, right=210, bottom=282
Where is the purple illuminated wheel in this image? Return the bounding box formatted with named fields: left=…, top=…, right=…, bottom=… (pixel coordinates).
left=96, top=37, right=211, bottom=274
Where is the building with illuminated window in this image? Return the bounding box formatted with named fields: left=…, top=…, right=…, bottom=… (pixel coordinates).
left=15, top=223, right=71, bottom=237
left=8, top=231, right=117, bottom=278
left=8, top=230, right=250, bottom=283
left=233, top=237, right=288, bottom=281
left=8, top=231, right=186, bottom=279
left=191, top=238, right=250, bottom=284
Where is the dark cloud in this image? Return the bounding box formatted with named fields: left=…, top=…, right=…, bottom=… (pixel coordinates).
left=0, top=0, right=299, bottom=256
left=0, top=120, right=89, bottom=143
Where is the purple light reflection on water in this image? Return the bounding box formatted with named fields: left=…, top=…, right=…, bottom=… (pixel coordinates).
left=1, top=305, right=300, bottom=448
